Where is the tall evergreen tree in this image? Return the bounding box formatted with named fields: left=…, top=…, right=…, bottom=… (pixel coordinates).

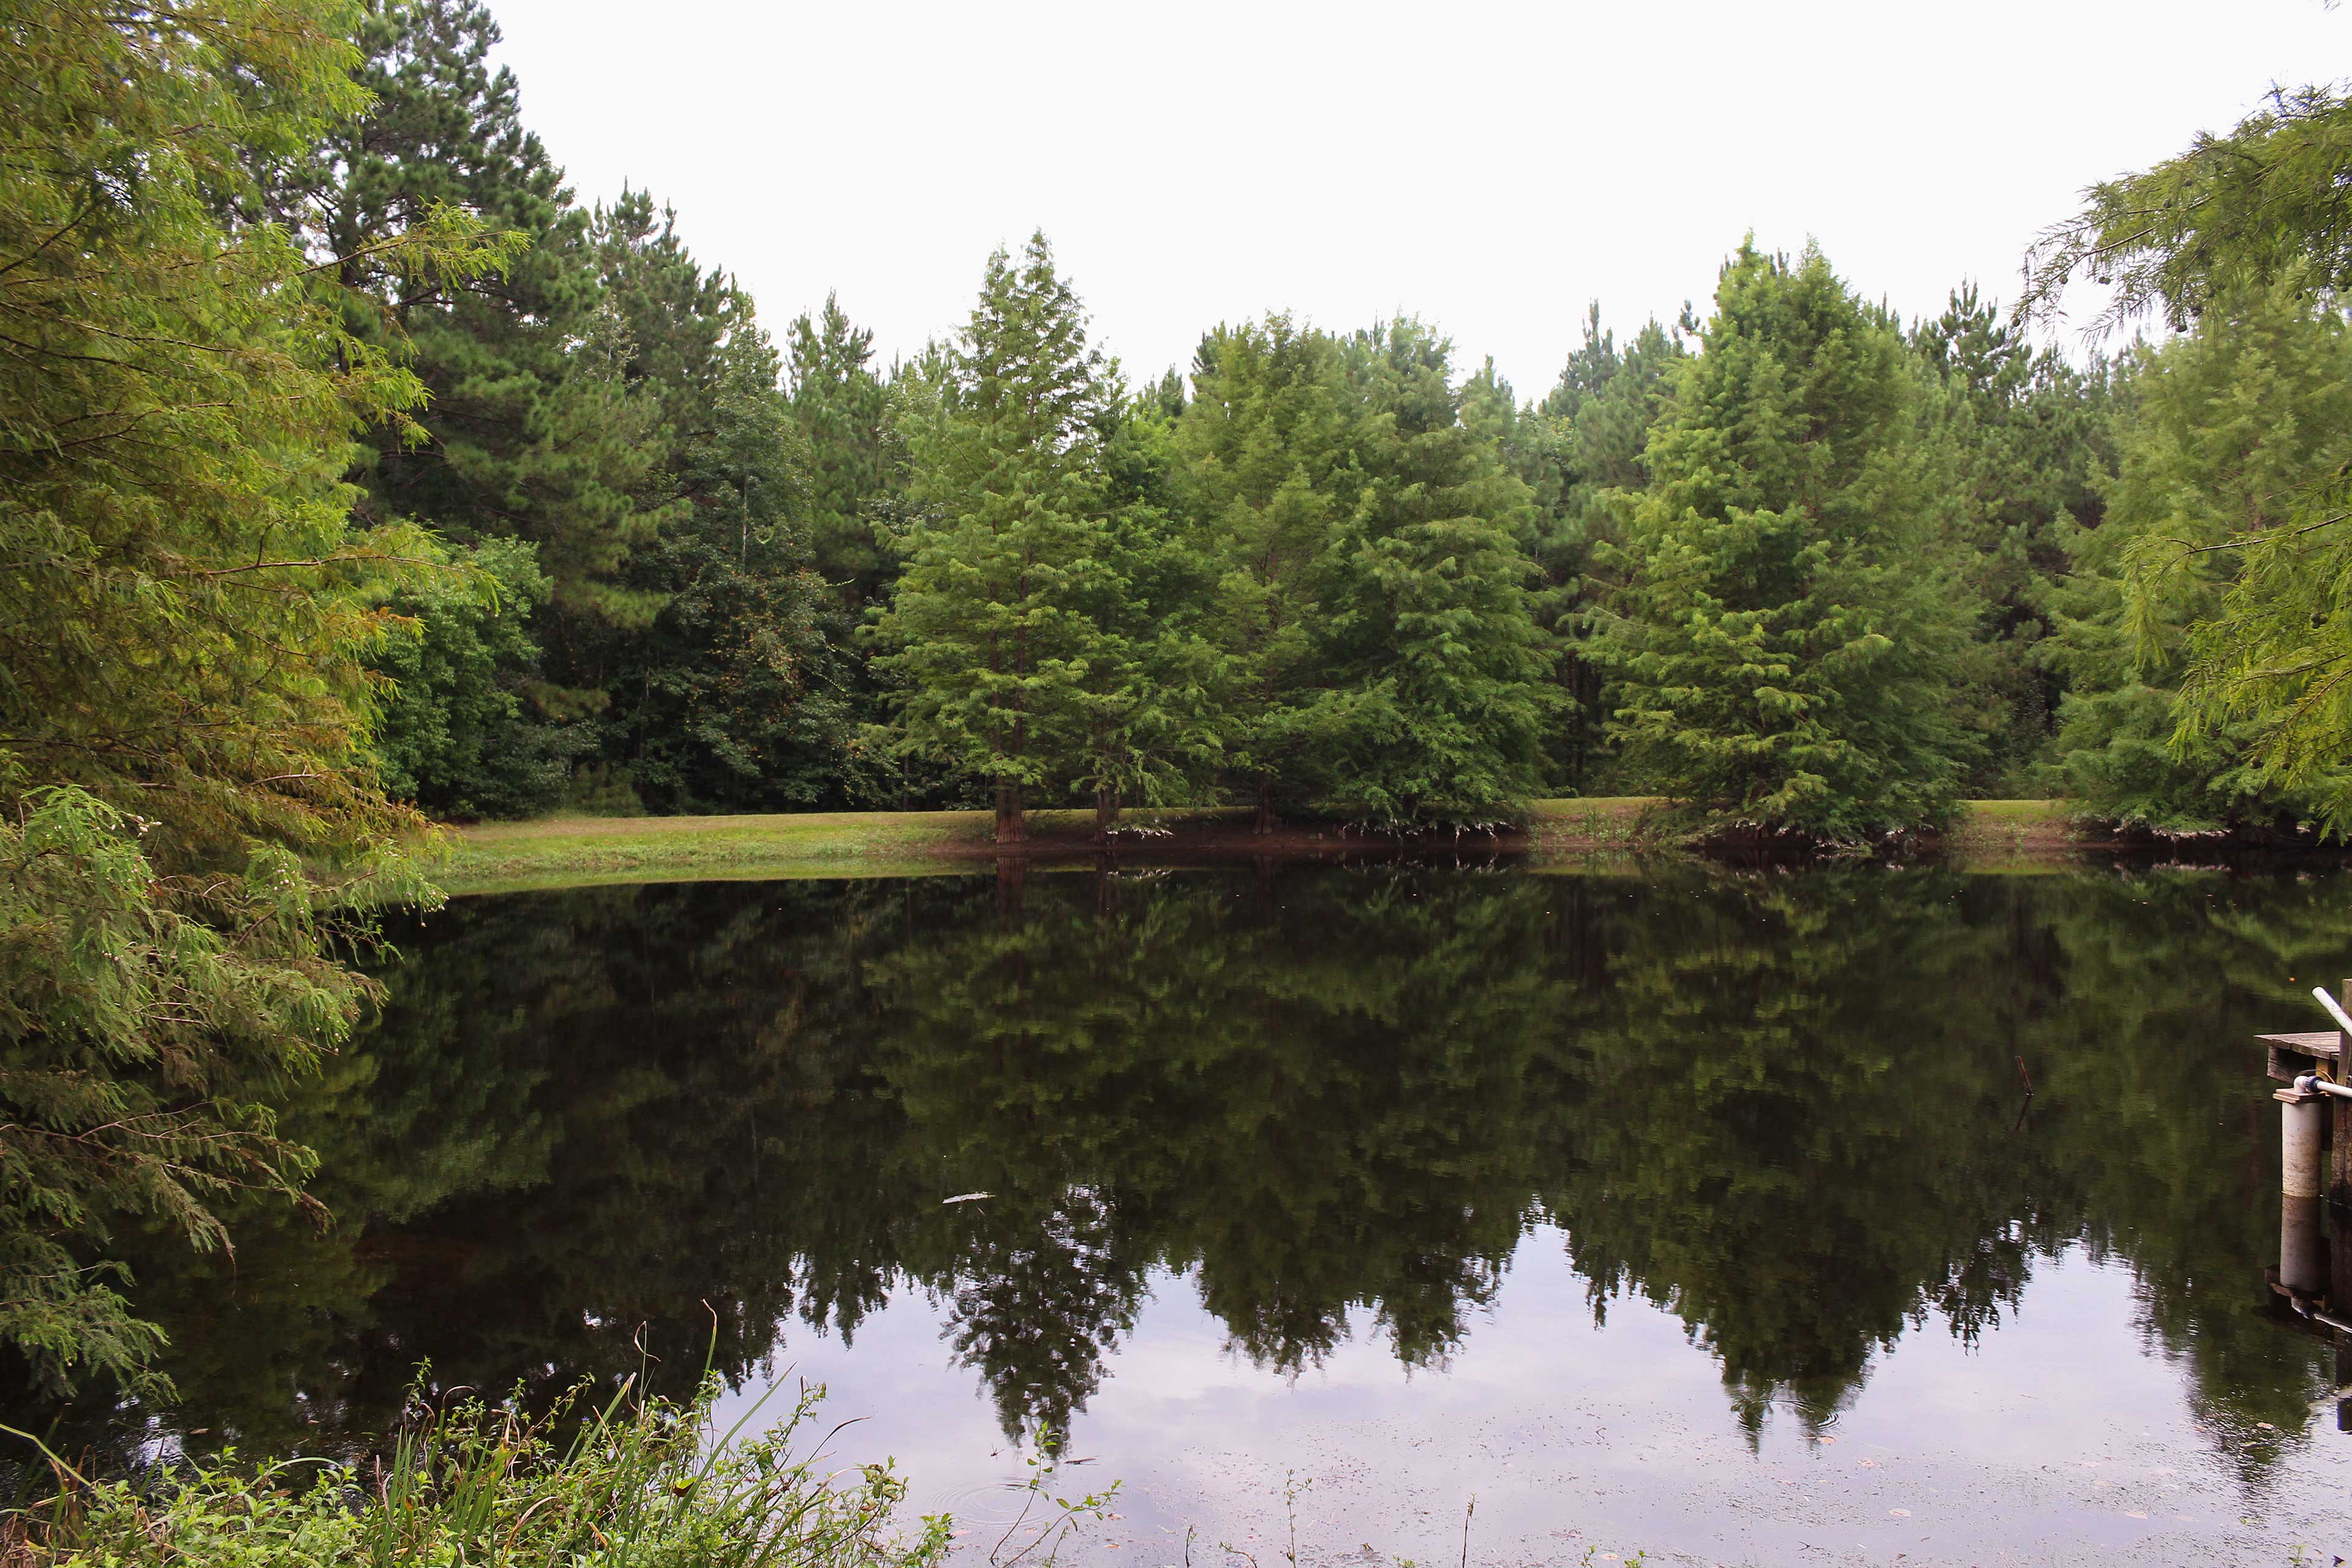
left=1913, top=283, right=2114, bottom=792
left=274, top=0, right=677, bottom=801
left=581, top=197, right=854, bottom=812
left=873, top=234, right=1212, bottom=842
left=787, top=295, right=903, bottom=611
left=1178, top=317, right=1358, bottom=829
left=1178, top=318, right=1553, bottom=826
left=1475, top=307, right=1687, bottom=788
left=1308, top=322, right=1555, bottom=823
left=1596, top=242, right=1982, bottom=842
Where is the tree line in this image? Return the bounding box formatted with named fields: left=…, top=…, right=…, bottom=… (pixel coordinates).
left=10, top=0, right=2352, bottom=1390
left=258, top=0, right=2352, bottom=847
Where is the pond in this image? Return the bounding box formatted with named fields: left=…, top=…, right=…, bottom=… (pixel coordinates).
left=12, top=861, right=2352, bottom=1564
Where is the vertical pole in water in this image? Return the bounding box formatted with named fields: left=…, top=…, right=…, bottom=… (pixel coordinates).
left=2337, top=984, right=2352, bottom=1430
left=2280, top=1082, right=2327, bottom=1298
left=2334, top=980, right=2352, bottom=1208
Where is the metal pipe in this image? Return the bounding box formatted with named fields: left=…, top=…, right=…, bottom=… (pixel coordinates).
left=2312, top=984, right=2352, bottom=1037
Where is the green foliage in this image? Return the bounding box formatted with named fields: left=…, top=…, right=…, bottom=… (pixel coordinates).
left=1913, top=283, right=2115, bottom=792
left=369, top=537, right=579, bottom=819
left=3, top=1377, right=960, bottom=1568
left=1178, top=316, right=1556, bottom=826
left=1178, top=317, right=1357, bottom=821
left=1513, top=308, right=1689, bottom=785
left=2028, top=85, right=2352, bottom=827
left=0, top=0, right=482, bottom=1394
left=290, top=0, right=672, bottom=630
left=0, top=791, right=360, bottom=1398
left=873, top=234, right=1220, bottom=838
left=276, top=0, right=682, bottom=791
left=581, top=195, right=857, bottom=813
left=1596, top=242, right=1983, bottom=841
left=0, top=0, right=472, bottom=872
left=2044, top=285, right=2352, bottom=832
left=790, top=294, right=906, bottom=609
left=1311, top=323, right=1555, bottom=822
left=2024, top=85, right=2352, bottom=335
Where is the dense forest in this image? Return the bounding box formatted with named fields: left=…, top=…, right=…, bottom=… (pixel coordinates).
left=11, top=0, right=2352, bottom=1400
left=260, top=2, right=2352, bottom=848
left=37, top=0, right=2324, bottom=846
left=15, top=0, right=2343, bottom=849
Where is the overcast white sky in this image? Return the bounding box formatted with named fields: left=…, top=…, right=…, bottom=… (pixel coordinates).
left=484, top=0, right=2348, bottom=396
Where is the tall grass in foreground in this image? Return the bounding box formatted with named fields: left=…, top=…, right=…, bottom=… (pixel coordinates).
left=0, top=1376, right=1110, bottom=1567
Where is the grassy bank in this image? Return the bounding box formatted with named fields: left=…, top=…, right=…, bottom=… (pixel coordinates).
left=426, top=799, right=2090, bottom=894
left=0, top=1378, right=1013, bottom=1568
left=423, top=809, right=989, bottom=894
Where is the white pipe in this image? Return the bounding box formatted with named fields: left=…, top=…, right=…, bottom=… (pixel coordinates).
left=2313, top=985, right=2352, bottom=1037
left=2284, top=1194, right=2328, bottom=1294
left=2294, top=1073, right=2352, bottom=1101
left=2285, top=1097, right=2326, bottom=1199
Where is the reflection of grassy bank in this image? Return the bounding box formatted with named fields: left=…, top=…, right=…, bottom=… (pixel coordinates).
left=428, top=798, right=2088, bottom=893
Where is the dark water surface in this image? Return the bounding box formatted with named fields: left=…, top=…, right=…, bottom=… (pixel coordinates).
left=15, top=862, right=2352, bottom=1563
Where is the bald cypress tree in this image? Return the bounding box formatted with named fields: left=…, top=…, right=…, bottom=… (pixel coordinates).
left=1597, top=243, right=1981, bottom=842
left=874, top=235, right=1214, bottom=842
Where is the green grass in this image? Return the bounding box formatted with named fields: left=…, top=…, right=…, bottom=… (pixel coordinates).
left=422, top=798, right=2095, bottom=895
left=1, top=1376, right=1057, bottom=1568
left=424, top=810, right=990, bottom=895
left=1941, top=799, right=2083, bottom=871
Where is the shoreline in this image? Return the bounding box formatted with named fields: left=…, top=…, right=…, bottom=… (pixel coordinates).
left=426, top=797, right=2107, bottom=895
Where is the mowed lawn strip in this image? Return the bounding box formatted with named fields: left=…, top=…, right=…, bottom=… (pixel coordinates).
left=427, top=799, right=2085, bottom=894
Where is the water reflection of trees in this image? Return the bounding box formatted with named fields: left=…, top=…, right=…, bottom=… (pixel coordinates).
left=15, top=864, right=2342, bottom=1468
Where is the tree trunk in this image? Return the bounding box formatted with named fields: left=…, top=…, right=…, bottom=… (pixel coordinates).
left=993, top=780, right=1025, bottom=844
left=1093, top=786, right=1120, bottom=843
left=1253, top=775, right=1276, bottom=836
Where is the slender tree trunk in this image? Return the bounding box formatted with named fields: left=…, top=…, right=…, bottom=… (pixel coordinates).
left=1093, top=785, right=1120, bottom=843
left=1253, top=774, right=1276, bottom=836
left=993, top=779, right=1025, bottom=844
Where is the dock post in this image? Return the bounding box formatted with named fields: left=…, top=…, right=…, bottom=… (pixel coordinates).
left=2282, top=1083, right=2328, bottom=1297
left=2338, top=986, right=2352, bottom=1428
left=2335, top=979, right=2352, bottom=1208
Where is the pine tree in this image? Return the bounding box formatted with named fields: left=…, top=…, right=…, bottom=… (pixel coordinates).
left=873, top=234, right=1191, bottom=842
left=1596, top=243, right=1982, bottom=842
left=582, top=197, right=854, bottom=812
left=277, top=0, right=677, bottom=763
left=1306, top=322, right=1555, bottom=823
left=1178, top=318, right=1553, bottom=826
left=1177, top=317, right=1358, bottom=829
left=787, top=295, right=903, bottom=610
left=1474, top=307, right=1687, bottom=788
left=1913, top=283, right=2114, bottom=792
